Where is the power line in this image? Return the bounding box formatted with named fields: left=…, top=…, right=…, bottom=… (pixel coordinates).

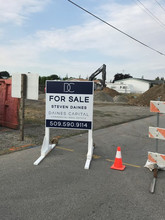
left=67, top=0, right=165, bottom=56
left=136, top=0, right=165, bottom=29
left=135, top=0, right=165, bottom=28
left=154, top=0, right=165, bottom=13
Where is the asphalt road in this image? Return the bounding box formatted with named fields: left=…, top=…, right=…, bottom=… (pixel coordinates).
left=1, top=114, right=165, bottom=220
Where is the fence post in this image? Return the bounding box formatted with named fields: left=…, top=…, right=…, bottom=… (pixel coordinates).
left=20, top=74, right=27, bottom=141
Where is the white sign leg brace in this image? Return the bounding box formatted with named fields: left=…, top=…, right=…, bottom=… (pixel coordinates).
left=84, top=130, right=93, bottom=169
left=34, top=127, right=56, bottom=165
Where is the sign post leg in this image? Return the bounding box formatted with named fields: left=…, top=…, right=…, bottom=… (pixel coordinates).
left=34, top=127, right=56, bottom=165
left=84, top=130, right=94, bottom=169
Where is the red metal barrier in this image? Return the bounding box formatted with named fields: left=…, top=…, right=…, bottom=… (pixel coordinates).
left=0, top=79, right=20, bottom=129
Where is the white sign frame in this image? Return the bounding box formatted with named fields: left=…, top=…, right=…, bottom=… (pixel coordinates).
left=34, top=81, right=94, bottom=169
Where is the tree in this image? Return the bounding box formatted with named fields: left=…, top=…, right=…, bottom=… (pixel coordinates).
left=39, top=76, right=47, bottom=85
left=39, top=74, right=60, bottom=86
left=63, top=74, right=69, bottom=80
left=0, top=71, right=10, bottom=79
left=113, top=73, right=132, bottom=82
left=49, top=74, right=60, bottom=80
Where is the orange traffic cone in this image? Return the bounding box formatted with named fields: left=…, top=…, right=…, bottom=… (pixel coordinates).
left=111, top=146, right=125, bottom=171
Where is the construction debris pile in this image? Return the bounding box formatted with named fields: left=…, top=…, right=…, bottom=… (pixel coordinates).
left=94, top=87, right=130, bottom=103
left=129, top=83, right=165, bottom=106
left=94, top=87, right=118, bottom=102
left=113, top=95, right=129, bottom=103
left=94, top=83, right=165, bottom=105
left=101, top=87, right=119, bottom=97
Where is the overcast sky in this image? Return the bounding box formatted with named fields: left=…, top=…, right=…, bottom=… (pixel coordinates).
left=0, top=0, right=165, bottom=81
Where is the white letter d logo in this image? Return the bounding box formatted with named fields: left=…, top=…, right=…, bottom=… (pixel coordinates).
left=64, top=83, right=75, bottom=93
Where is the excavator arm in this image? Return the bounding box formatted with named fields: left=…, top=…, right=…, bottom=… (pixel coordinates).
left=89, top=64, right=106, bottom=88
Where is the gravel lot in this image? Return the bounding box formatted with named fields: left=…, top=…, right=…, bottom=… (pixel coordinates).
left=0, top=94, right=154, bottom=154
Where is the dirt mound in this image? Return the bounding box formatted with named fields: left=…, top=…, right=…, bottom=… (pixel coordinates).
left=94, top=87, right=119, bottom=102
left=129, top=83, right=165, bottom=106
left=94, top=91, right=113, bottom=102
left=102, top=87, right=119, bottom=97
left=113, top=95, right=129, bottom=103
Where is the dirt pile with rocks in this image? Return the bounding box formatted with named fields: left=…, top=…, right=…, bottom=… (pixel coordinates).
left=94, top=87, right=119, bottom=102
left=129, top=83, right=165, bottom=106
left=94, top=91, right=113, bottom=102
left=101, top=87, right=119, bottom=97
left=113, top=95, right=129, bottom=103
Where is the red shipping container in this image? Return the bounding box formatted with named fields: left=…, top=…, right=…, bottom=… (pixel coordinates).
left=0, top=79, right=20, bottom=129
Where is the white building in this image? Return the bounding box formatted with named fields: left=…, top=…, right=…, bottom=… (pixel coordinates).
left=106, top=78, right=153, bottom=94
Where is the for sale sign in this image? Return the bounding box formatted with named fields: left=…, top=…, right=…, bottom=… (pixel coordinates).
left=46, top=81, right=94, bottom=130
